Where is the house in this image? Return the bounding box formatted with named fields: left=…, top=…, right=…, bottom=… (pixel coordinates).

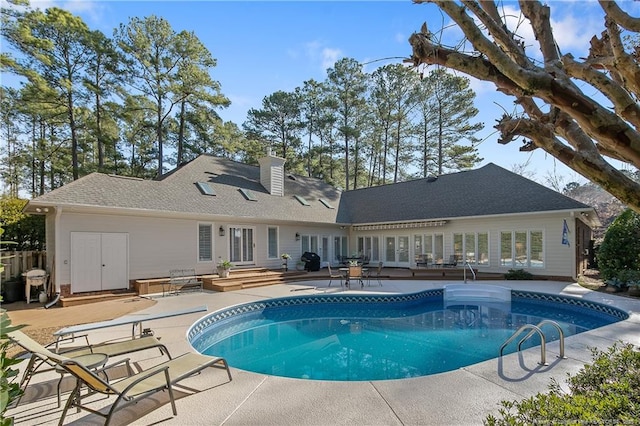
left=24, top=152, right=598, bottom=297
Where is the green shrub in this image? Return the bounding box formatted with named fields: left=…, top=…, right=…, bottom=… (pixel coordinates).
left=0, top=197, right=45, bottom=251
left=605, top=277, right=626, bottom=289
left=504, top=269, right=533, bottom=280
left=597, top=208, right=640, bottom=281
left=0, top=310, right=24, bottom=426
left=485, top=342, right=640, bottom=425
left=617, top=269, right=640, bottom=287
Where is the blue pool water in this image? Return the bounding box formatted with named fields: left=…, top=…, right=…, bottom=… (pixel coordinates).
left=188, top=289, right=627, bottom=381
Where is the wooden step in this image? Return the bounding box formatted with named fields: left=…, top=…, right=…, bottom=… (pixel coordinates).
left=60, top=291, right=139, bottom=307
left=205, top=270, right=307, bottom=292
left=133, top=268, right=308, bottom=294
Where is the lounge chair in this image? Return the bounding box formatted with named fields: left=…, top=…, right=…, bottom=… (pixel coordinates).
left=8, top=330, right=170, bottom=406
left=58, top=352, right=232, bottom=425
left=327, top=265, right=344, bottom=287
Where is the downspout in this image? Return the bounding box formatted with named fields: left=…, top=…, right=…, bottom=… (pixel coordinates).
left=53, top=206, right=62, bottom=294
left=570, top=211, right=577, bottom=281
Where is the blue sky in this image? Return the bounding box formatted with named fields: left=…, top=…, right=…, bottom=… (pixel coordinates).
left=12, top=0, right=638, bottom=187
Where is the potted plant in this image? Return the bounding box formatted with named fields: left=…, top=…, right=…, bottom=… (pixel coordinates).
left=216, top=260, right=233, bottom=278
left=281, top=253, right=290, bottom=271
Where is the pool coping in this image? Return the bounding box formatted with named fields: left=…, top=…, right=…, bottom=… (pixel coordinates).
left=9, top=280, right=640, bottom=425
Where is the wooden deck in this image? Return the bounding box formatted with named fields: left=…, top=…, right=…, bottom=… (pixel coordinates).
left=409, top=266, right=469, bottom=278
left=56, top=267, right=508, bottom=307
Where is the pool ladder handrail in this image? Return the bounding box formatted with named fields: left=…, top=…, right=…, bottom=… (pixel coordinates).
left=499, top=320, right=566, bottom=366
left=463, top=261, right=476, bottom=283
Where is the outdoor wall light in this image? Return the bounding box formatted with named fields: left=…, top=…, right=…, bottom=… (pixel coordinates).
left=219, top=226, right=225, bottom=236
left=35, top=207, right=49, bottom=213
left=295, top=232, right=300, bottom=241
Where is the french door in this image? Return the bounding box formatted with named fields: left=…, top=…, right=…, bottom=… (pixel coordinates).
left=384, top=235, right=410, bottom=267
left=229, top=226, right=254, bottom=265
left=301, top=235, right=330, bottom=264
left=320, top=236, right=330, bottom=264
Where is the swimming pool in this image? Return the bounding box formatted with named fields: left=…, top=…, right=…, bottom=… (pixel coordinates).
left=187, top=287, right=628, bottom=381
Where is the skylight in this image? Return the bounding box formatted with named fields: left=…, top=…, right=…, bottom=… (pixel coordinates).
left=239, top=188, right=257, bottom=201
left=195, top=182, right=216, bottom=196
left=294, top=195, right=310, bottom=206
left=319, top=199, right=334, bottom=209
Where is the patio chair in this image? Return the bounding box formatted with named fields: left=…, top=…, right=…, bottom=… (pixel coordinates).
left=346, top=265, right=364, bottom=288
left=7, top=330, right=170, bottom=407
left=327, top=264, right=344, bottom=287
left=443, top=255, right=459, bottom=268
left=58, top=351, right=232, bottom=425
left=366, top=262, right=383, bottom=287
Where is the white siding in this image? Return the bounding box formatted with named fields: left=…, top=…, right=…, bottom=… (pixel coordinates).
left=351, top=212, right=576, bottom=277
left=54, top=212, right=347, bottom=286
left=51, top=209, right=578, bottom=289
left=56, top=213, right=208, bottom=284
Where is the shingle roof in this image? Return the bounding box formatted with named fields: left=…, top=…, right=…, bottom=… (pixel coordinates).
left=29, top=158, right=591, bottom=224
left=31, top=155, right=343, bottom=224
left=340, top=163, right=591, bottom=223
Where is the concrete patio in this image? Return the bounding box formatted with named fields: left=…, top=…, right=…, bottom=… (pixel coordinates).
left=7, top=279, right=640, bottom=425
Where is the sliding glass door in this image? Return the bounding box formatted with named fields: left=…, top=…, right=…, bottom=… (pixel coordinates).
left=229, top=226, right=254, bottom=264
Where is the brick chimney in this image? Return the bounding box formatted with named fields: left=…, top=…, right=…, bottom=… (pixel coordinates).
left=258, top=148, right=286, bottom=196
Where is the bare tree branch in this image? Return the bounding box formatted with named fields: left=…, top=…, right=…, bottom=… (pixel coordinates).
left=562, top=53, right=640, bottom=130
left=409, top=0, right=640, bottom=212
left=598, top=0, right=640, bottom=32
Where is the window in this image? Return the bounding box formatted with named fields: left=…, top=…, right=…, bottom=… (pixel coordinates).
left=453, top=232, right=485, bottom=265
left=294, top=195, right=310, bottom=206
left=319, top=199, right=334, bottom=209
left=198, top=224, right=212, bottom=261
left=500, top=232, right=512, bottom=266
left=465, top=233, right=476, bottom=264
left=334, top=236, right=348, bottom=262
left=195, top=182, right=216, bottom=196
left=420, top=233, right=444, bottom=264
left=357, top=236, right=380, bottom=262
left=500, top=230, right=544, bottom=268
left=239, top=188, right=257, bottom=201
left=267, top=227, right=278, bottom=259
left=300, top=235, right=318, bottom=253
left=424, top=234, right=433, bottom=259
left=515, top=231, right=527, bottom=266
left=530, top=231, right=544, bottom=268
left=414, top=235, right=423, bottom=258
left=453, top=234, right=463, bottom=261
left=478, top=233, right=489, bottom=265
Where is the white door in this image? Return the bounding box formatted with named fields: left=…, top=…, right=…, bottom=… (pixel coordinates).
left=71, top=233, right=102, bottom=292
left=384, top=235, right=411, bottom=267
left=71, top=232, right=129, bottom=293
left=101, top=233, right=129, bottom=290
